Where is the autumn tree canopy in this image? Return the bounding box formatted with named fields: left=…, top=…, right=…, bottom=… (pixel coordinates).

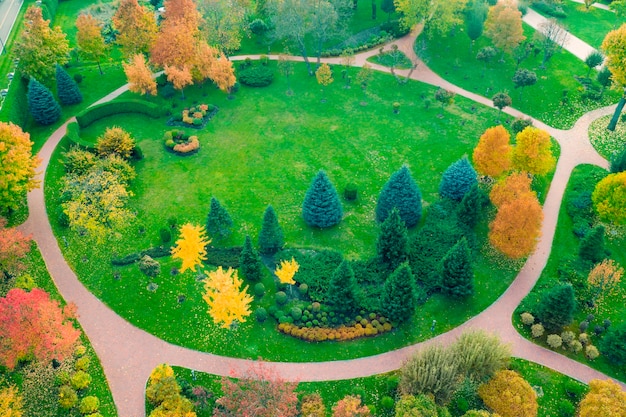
left=473, top=125, right=512, bottom=177
left=484, top=0, right=525, bottom=57
left=112, top=0, right=158, bottom=60
left=123, top=54, right=157, bottom=96
left=0, top=288, right=80, bottom=370
left=0, top=218, right=32, bottom=279
left=76, top=14, right=109, bottom=74
left=478, top=370, right=537, bottom=417
left=0, top=122, right=40, bottom=212
left=592, top=171, right=626, bottom=224
left=171, top=223, right=210, bottom=273
left=203, top=267, right=253, bottom=329
left=578, top=379, right=626, bottom=417
left=512, top=127, right=555, bottom=175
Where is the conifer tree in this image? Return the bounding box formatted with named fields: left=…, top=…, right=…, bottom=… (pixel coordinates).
left=325, top=260, right=359, bottom=315
left=440, top=238, right=474, bottom=298
left=457, top=184, right=486, bottom=229
left=377, top=208, right=409, bottom=271
left=302, top=170, right=343, bottom=228
left=579, top=225, right=609, bottom=264
left=380, top=263, right=418, bottom=323
left=439, top=157, right=478, bottom=201
left=376, top=165, right=422, bottom=227
left=55, top=65, right=82, bottom=105
left=534, top=284, right=576, bottom=332
left=206, top=197, right=233, bottom=241
left=239, top=235, right=263, bottom=282
left=258, top=205, right=284, bottom=254
left=27, top=78, right=61, bottom=125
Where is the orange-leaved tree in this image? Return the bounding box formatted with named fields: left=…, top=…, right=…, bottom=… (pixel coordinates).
left=171, top=223, right=210, bottom=273
left=203, top=267, right=252, bottom=329
left=484, top=0, right=525, bottom=59
left=0, top=218, right=32, bottom=279
left=275, top=258, right=299, bottom=285
left=0, top=288, right=80, bottom=370
left=76, top=14, right=109, bottom=75
left=112, top=0, right=158, bottom=60
left=0, top=122, right=40, bottom=212
left=512, top=126, right=555, bottom=175
left=214, top=362, right=299, bottom=417
left=123, top=54, right=157, bottom=97
left=164, top=64, right=194, bottom=99
left=472, top=125, right=512, bottom=177
left=209, top=54, right=237, bottom=94
left=587, top=259, right=623, bottom=308
left=578, top=379, right=626, bottom=417
left=332, top=395, right=371, bottom=417
left=478, top=370, right=538, bottom=417
left=489, top=172, right=534, bottom=208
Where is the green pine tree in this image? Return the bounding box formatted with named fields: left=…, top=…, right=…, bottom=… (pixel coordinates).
left=258, top=205, right=284, bottom=255
left=440, top=238, right=474, bottom=298
left=439, top=157, right=478, bottom=201
left=325, top=260, right=359, bottom=315
left=55, top=64, right=83, bottom=105
left=302, top=170, right=343, bottom=228
left=27, top=78, right=61, bottom=125
left=377, top=208, right=409, bottom=271
left=457, top=184, right=487, bottom=229
left=579, top=225, right=609, bottom=264
left=376, top=165, right=422, bottom=227
left=380, top=263, right=418, bottom=323
left=206, top=197, right=233, bottom=241
left=535, top=284, right=576, bottom=332
left=239, top=235, right=263, bottom=282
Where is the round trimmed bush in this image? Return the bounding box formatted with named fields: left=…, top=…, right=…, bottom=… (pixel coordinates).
left=79, top=396, right=99, bottom=414
left=254, top=282, right=266, bottom=297
left=75, top=357, right=90, bottom=372
left=275, top=291, right=288, bottom=305
left=255, top=307, right=268, bottom=322
left=298, top=283, right=308, bottom=295
left=290, top=307, right=302, bottom=321
left=238, top=65, right=274, bottom=87
left=71, top=371, right=92, bottom=390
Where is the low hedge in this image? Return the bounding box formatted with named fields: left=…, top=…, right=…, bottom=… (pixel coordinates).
left=205, top=246, right=242, bottom=268
left=62, top=121, right=95, bottom=149
left=76, top=99, right=163, bottom=128
left=238, top=66, right=274, bottom=87
left=111, top=246, right=172, bottom=266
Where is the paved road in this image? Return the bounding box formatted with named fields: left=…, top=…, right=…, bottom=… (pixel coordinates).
left=0, top=0, right=23, bottom=55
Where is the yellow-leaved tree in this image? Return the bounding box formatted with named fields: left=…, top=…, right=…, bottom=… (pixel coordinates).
left=578, top=379, right=626, bottom=417
left=203, top=267, right=252, bottom=329
left=275, top=258, right=299, bottom=285
left=0, top=385, right=22, bottom=417
left=171, top=224, right=210, bottom=273
left=478, top=370, right=537, bottom=417
left=511, top=127, right=555, bottom=176
left=587, top=259, right=623, bottom=307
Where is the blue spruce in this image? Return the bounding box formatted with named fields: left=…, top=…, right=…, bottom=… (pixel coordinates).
left=302, top=170, right=343, bottom=228
left=28, top=78, right=61, bottom=125
left=376, top=165, right=422, bottom=227
left=439, top=157, right=478, bottom=201
left=55, top=65, right=83, bottom=105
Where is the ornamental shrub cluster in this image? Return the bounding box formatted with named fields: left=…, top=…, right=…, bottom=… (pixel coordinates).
left=277, top=316, right=393, bottom=342
left=238, top=65, right=275, bottom=87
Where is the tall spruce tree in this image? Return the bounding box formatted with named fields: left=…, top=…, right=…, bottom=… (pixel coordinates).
left=380, top=263, right=418, bottom=323
left=27, top=78, right=61, bottom=125
left=457, top=184, right=487, bottom=229
left=440, top=238, right=474, bottom=298
left=534, top=284, right=576, bottom=332
left=377, top=208, right=409, bottom=271
left=302, top=170, right=343, bottom=228
left=579, top=225, right=609, bottom=264
left=206, top=197, right=233, bottom=241
left=376, top=165, right=422, bottom=227
left=439, top=157, right=478, bottom=201
left=258, top=205, right=284, bottom=254
left=55, top=65, right=83, bottom=105
left=239, top=235, right=263, bottom=282
left=325, top=260, right=359, bottom=315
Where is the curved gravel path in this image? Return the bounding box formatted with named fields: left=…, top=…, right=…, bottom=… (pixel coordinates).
left=18, top=23, right=626, bottom=417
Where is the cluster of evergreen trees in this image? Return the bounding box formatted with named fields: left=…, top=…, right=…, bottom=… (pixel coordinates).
left=27, top=65, right=82, bottom=125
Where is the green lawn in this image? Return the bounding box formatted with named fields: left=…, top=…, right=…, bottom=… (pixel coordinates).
left=0, top=244, right=117, bottom=417
left=423, top=24, right=619, bottom=129
left=516, top=164, right=626, bottom=383
left=531, top=0, right=623, bottom=49
left=588, top=114, right=626, bottom=159
left=43, top=64, right=533, bottom=362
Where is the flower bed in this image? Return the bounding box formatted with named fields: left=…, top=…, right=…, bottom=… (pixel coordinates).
left=163, top=130, right=200, bottom=156
left=167, top=103, right=218, bottom=129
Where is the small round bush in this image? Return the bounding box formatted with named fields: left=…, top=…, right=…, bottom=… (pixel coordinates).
left=594, top=325, right=604, bottom=336
left=138, top=255, right=161, bottom=278
left=344, top=183, right=358, bottom=201
left=298, top=283, right=308, bottom=295
left=561, top=330, right=575, bottom=346
left=290, top=307, right=302, bottom=320
left=579, top=333, right=589, bottom=344
left=159, top=227, right=171, bottom=244
left=74, top=73, right=84, bottom=84
left=255, top=307, right=268, bottom=322
left=71, top=371, right=92, bottom=390
left=312, top=302, right=321, bottom=312
left=547, top=334, right=563, bottom=349
left=585, top=345, right=599, bottom=360
left=238, top=65, right=274, bottom=87
left=556, top=399, right=575, bottom=417
left=254, top=282, right=266, bottom=297
left=531, top=323, right=544, bottom=338
left=15, top=273, right=36, bottom=291
left=381, top=396, right=395, bottom=410
left=275, top=291, right=288, bottom=305
left=521, top=312, right=534, bottom=326
left=569, top=340, right=583, bottom=353
left=79, top=396, right=100, bottom=415
left=75, top=356, right=90, bottom=372
left=58, top=385, right=78, bottom=409
left=56, top=371, right=71, bottom=386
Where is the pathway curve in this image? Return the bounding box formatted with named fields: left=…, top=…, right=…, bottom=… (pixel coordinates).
left=18, top=19, right=626, bottom=417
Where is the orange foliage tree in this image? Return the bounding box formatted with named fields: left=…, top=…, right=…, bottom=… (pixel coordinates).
left=489, top=172, right=534, bottom=208
left=478, top=370, right=537, bottom=417
left=578, top=379, right=626, bottom=417
left=76, top=14, right=109, bottom=74
left=123, top=54, right=157, bottom=96
left=587, top=259, right=623, bottom=307
left=512, top=126, right=555, bottom=175
left=472, top=125, right=512, bottom=177
left=0, top=288, right=80, bottom=370
left=214, top=362, right=299, bottom=417
left=203, top=267, right=252, bottom=329
left=489, top=193, right=543, bottom=259
left=112, top=0, right=158, bottom=60
left=209, top=54, right=237, bottom=94
left=0, top=122, right=40, bottom=212
left=0, top=218, right=32, bottom=278
left=171, top=223, right=210, bottom=273
left=332, top=395, right=371, bottom=417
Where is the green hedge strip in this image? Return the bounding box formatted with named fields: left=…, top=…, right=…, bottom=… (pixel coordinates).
left=76, top=99, right=163, bottom=128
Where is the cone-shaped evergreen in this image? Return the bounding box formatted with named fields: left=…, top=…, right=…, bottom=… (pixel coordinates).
left=380, top=263, right=418, bottom=323
left=206, top=197, right=233, bottom=240
left=55, top=64, right=82, bottom=105
left=302, top=170, right=343, bottom=228
left=377, top=208, right=409, bottom=271
left=457, top=184, right=487, bottom=229
left=439, top=157, right=478, bottom=201
left=239, top=235, right=263, bottom=282
left=535, top=284, right=576, bottom=332
left=258, top=205, right=284, bottom=254
left=376, top=165, right=422, bottom=227
left=325, top=260, right=359, bottom=315
left=27, top=78, right=61, bottom=125
left=579, top=225, right=609, bottom=264
left=440, top=238, right=474, bottom=298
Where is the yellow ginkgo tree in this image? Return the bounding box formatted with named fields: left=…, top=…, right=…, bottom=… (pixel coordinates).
left=275, top=258, right=299, bottom=285
left=171, top=223, right=210, bottom=273
left=203, top=267, right=253, bottom=329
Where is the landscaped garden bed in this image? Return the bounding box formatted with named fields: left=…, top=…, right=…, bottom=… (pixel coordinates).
left=167, top=103, right=218, bottom=129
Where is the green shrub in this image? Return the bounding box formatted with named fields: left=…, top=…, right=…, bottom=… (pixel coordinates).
left=0, top=74, right=29, bottom=128
left=74, top=73, right=83, bottom=84
left=71, top=371, right=92, bottom=390
left=75, top=345, right=87, bottom=357
left=75, top=357, right=90, bottom=372
left=138, top=255, right=161, bottom=277
left=253, top=282, right=265, bottom=297
left=298, top=283, right=308, bottom=295
left=238, top=65, right=274, bottom=87
left=344, top=183, right=358, bottom=201
left=564, top=380, right=587, bottom=402
left=275, top=291, right=288, bottom=305
left=160, top=84, right=176, bottom=98
left=58, top=384, right=78, bottom=409
left=14, top=273, right=36, bottom=291
left=205, top=246, right=242, bottom=268
left=556, top=399, right=575, bottom=417
left=159, top=228, right=171, bottom=244
left=79, top=396, right=100, bottom=415
left=380, top=395, right=394, bottom=410
left=600, top=322, right=626, bottom=366
left=511, top=117, right=533, bottom=134
left=255, top=307, right=268, bottom=322
left=290, top=307, right=302, bottom=320
left=278, top=249, right=343, bottom=302
left=76, top=100, right=162, bottom=128
left=533, top=1, right=567, bottom=17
